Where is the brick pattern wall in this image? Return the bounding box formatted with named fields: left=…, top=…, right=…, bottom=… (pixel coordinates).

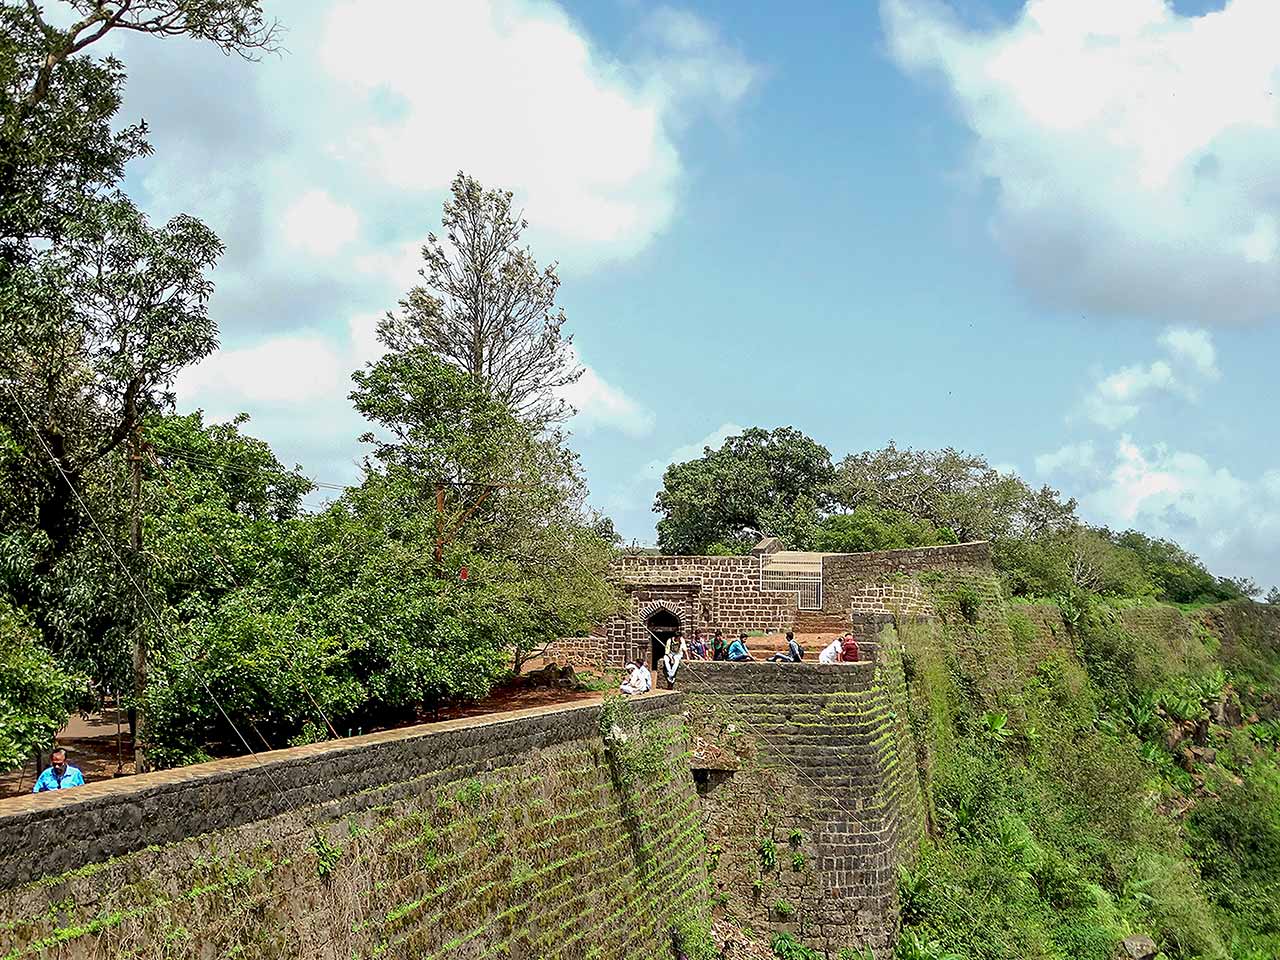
left=849, top=581, right=936, bottom=619
left=541, top=634, right=607, bottom=671
left=681, top=659, right=924, bottom=957
left=606, top=556, right=797, bottom=666
left=822, top=542, right=992, bottom=618
left=0, top=697, right=708, bottom=960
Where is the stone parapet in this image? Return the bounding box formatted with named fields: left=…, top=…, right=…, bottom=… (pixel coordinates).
left=0, top=694, right=706, bottom=960
left=681, top=656, right=923, bottom=956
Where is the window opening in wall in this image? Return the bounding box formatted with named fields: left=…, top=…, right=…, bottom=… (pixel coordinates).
left=690, top=767, right=733, bottom=796
left=760, top=552, right=823, bottom=610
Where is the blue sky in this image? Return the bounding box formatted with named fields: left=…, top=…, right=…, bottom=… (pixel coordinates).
left=93, top=0, right=1280, bottom=590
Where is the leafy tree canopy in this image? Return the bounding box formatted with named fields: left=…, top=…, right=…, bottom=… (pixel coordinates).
left=384, top=172, right=581, bottom=427
left=654, top=426, right=834, bottom=554
left=0, top=598, right=84, bottom=770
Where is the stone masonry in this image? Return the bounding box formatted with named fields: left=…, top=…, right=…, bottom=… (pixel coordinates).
left=0, top=696, right=708, bottom=960
left=557, top=543, right=993, bottom=671
left=681, top=653, right=924, bottom=957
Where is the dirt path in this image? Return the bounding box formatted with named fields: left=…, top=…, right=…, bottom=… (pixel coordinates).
left=1, top=704, right=134, bottom=799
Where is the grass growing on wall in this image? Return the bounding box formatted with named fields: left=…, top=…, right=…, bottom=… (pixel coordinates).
left=891, top=579, right=1280, bottom=960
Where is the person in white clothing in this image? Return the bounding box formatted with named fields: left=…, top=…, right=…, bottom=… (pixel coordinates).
left=620, top=658, right=653, bottom=695
left=818, top=636, right=843, bottom=664
left=660, top=636, right=687, bottom=689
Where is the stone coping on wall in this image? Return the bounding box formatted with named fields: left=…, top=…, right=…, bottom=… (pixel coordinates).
left=0, top=691, right=682, bottom=888
left=617, top=541, right=991, bottom=564
left=680, top=661, right=876, bottom=695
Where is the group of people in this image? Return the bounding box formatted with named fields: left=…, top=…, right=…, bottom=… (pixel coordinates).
left=619, top=627, right=862, bottom=695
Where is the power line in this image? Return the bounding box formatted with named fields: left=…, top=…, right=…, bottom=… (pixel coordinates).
left=1, top=381, right=293, bottom=804
left=146, top=449, right=340, bottom=741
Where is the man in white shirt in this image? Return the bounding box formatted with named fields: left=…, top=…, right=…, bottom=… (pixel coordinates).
left=660, top=637, right=687, bottom=689
left=818, top=636, right=843, bottom=664
left=620, top=658, right=653, bottom=695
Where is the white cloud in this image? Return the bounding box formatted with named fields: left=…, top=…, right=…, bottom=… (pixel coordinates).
left=315, top=0, right=754, bottom=266
left=1158, top=327, right=1219, bottom=379
left=279, top=190, right=360, bottom=258
left=1034, top=441, right=1096, bottom=478
left=883, top=0, right=1280, bottom=324
left=1080, top=326, right=1219, bottom=428
left=348, top=313, right=385, bottom=369
left=175, top=334, right=346, bottom=409
left=1037, top=434, right=1280, bottom=587
left=114, top=0, right=749, bottom=492
left=562, top=352, right=656, bottom=438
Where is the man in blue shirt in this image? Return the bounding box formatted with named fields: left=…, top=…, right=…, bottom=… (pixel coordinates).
left=726, top=632, right=754, bottom=662
left=32, top=748, right=85, bottom=793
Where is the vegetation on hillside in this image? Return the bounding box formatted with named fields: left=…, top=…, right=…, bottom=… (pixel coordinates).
left=657, top=428, right=1278, bottom=960
left=654, top=429, right=1265, bottom=607
left=888, top=591, right=1280, bottom=960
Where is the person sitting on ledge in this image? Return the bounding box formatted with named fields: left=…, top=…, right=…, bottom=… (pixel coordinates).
left=818, top=635, right=843, bottom=664
left=840, top=632, right=860, bottom=663
left=688, top=631, right=708, bottom=660
left=726, top=632, right=754, bottom=662
left=767, top=631, right=804, bottom=663
left=711, top=629, right=727, bottom=661
left=32, top=747, right=84, bottom=793
left=620, top=658, right=652, bottom=695
left=661, top=636, right=686, bottom=689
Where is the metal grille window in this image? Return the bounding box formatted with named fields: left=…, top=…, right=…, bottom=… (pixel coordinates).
left=760, top=553, right=823, bottom=610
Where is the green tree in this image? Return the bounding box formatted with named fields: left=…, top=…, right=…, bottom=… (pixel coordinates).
left=1111, top=530, right=1249, bottom=604
left=1266, top=586, right=1280, bottom=605
left=654, top=426, right=834, bottom=554
left=811, top=505, right=956, bottom=553
left=0, top=599, right=84, bottom=771
left=384, top=172, right=582, bottom=426
left=0, top=197, right=223, bottom=696
left=352, top=335, right=617, bottom=670
left=0, top=0, right=266, bottom=705
left=832, top=442, right=1076, bottom=545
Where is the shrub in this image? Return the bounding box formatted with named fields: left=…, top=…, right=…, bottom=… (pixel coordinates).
left=771, top=932, right=820, bottom=959
left=759, top=837, right=778, bottom=872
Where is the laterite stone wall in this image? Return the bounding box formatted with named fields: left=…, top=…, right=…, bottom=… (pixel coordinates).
left=681, top=658, right=924, bottom=957
left=606, top=556, right=798, bottom=666
left=0, top=696, right=708, bottom=960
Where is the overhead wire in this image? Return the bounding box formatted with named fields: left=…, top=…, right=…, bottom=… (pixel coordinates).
left=145, top=448, right=341, bottom=741
left=5, top=377, right=865, bottom=822
left=1, top=380, right=295, bottom=805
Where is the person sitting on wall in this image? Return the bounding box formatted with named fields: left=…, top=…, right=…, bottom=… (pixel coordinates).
left=767, top=631, right=804, bottom=663
left=620, top=658, right=652, bottom=695
left=660, top=636, right=687, bottom=689
left=688, top=631, right=708, bottom=660
left=840, top=632, right=860, bottom=663
left=818, top=635, right=843, bottom=664
left=726, top=632, right=754, bottom=662
left=32, top=747, right=85, bottom=793
left=711, top=630, right=727, bottom=661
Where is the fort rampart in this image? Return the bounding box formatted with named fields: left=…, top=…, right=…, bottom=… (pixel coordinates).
left=0, top=696, right=707, bottom=960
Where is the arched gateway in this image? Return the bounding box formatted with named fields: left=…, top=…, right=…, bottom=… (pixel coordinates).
left=643, top=605, right=682, bottom=669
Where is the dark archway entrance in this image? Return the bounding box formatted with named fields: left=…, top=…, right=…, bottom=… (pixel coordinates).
left=645, top=607, right=681, bottom=669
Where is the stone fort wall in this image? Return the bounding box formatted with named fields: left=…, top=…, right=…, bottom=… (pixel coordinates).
left=602, top=555, right=799, bottom=667
left=545, top=543, right=995, bottom=670
left=680, top=652, right=924, bottom=957
left=0, top=697, right=708, bottom=960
